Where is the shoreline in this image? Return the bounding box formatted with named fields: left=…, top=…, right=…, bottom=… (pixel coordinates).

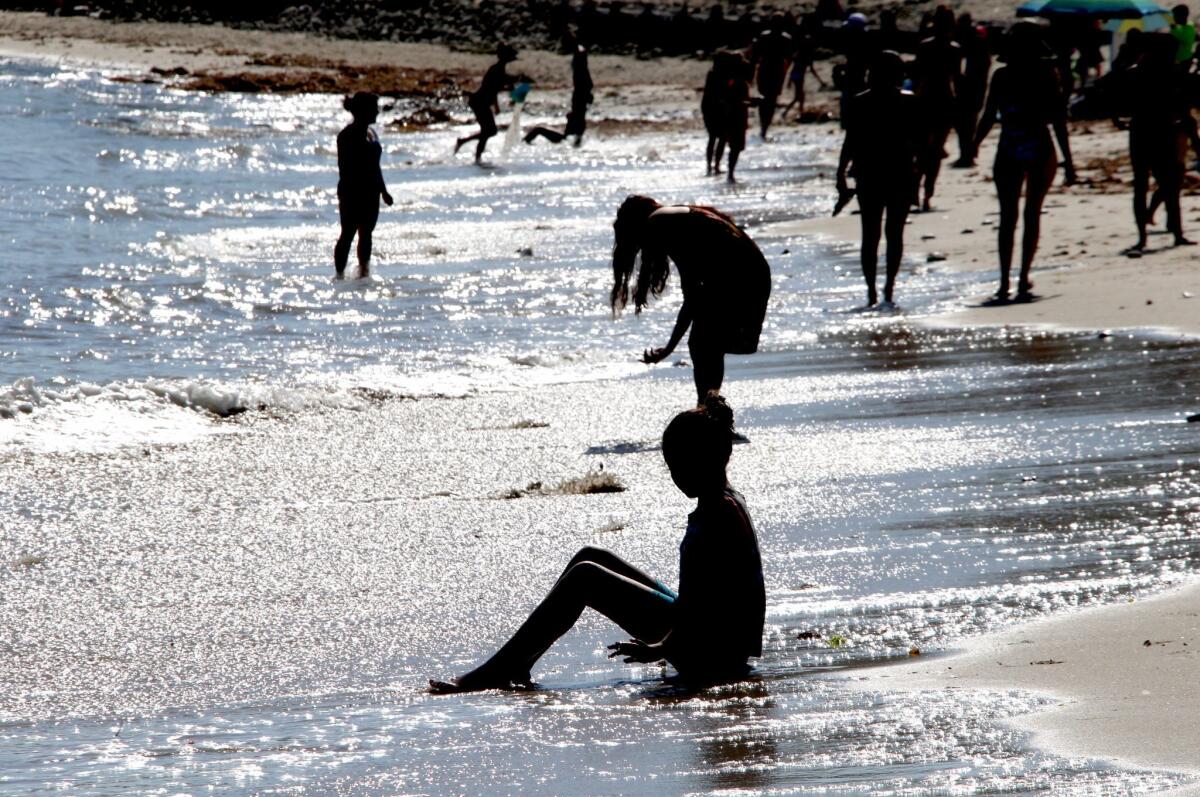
left=6, top=14, right=1200, bottom=791
left=846, top=576, right=1200, bottom=793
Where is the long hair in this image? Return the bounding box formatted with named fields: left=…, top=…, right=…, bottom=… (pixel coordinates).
left=610, top=195, right=671, bottom=315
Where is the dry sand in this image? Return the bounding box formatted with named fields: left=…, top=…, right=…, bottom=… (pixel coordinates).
left=776, top=122, right=1200, bottom=338
left=5, top=10, right=1200, bottom=789
left=852, top=577, right=1200, bottom=792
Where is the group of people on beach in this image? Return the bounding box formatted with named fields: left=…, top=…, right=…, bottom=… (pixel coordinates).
left=329, top=7, right=1200, bottom=693
left=834, top=4, right=1200, bottom=307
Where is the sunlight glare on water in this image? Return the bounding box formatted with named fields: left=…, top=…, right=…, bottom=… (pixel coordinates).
left=1, top=58, right=1198, bottom=796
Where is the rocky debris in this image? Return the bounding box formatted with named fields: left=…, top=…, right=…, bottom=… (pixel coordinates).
left=23, top=0, right=837, bottom=58
left=177, top=62, right=467, bottom=98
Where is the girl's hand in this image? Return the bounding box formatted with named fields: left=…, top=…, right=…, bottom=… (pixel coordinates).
left=607, top=639, right=664, bottom=664
left=382, top=191, right=394, bottom=206
left=641, top=347, right=670, bottom=364
left=1062, top=164, right=1078, bottom=186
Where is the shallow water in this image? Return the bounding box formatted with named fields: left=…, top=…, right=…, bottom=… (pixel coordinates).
left=2, top=58, right=1199, bottom=795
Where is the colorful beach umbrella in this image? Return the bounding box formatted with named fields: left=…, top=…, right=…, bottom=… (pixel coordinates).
left=1102, top=11, right=1170, bottom=33
left=1017, top=0, right=1169, bottom=18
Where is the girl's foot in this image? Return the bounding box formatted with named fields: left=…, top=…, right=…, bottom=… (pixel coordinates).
left=428, top=668, right=533, bottom=694
left=984, top=287, right=1010, bottom=306
left=1174, top=235, right=1195, bottom=246
left=453, top=137, right=466, bottom=155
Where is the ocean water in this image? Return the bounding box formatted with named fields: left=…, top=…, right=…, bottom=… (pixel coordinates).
left=2, top=56, right=1199, bottom=796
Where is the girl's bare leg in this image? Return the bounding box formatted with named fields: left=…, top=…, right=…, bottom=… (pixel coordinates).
left=857, top=195, right=884, bottom=306
left=993, top=156, right=1025, bottom=299
left=1017, top=152, right=1057, bottom=296
left=883, top=191, right=911, bottom=304
left=443, top=557, right=676, bottom=691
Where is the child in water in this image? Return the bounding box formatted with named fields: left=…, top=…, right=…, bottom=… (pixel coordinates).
left=455, top=43, right=519, bottom=163
left=430, top=393, right=766, bottom=692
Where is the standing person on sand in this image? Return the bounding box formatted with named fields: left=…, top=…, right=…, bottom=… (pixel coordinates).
left=609, top=196, right=771, bottom=403
left=748, top=13, right=793, bottom=140
left=455, top=43, right=519, bottom=163
left=836, top=51, right=923, bottom=308
left=974, top=22, right=1076, bottom=303
left=912, top=5, right=961, bottom=211
left=524, top=30, right=594, bottom=147
left=1124, top=33, right=1195, bottom=252
left=334, top=92, right=393, bottom=280
left=952, top=13, right=990, bottom=168
left=430, top=393, right=765, bottom=693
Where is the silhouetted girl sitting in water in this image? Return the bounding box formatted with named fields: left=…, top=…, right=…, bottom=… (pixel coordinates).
left=335, top=92, right=393, bottom=279
left=430, top=393, right=766, bottom=692
left=610, top=196, right=771, bottom=404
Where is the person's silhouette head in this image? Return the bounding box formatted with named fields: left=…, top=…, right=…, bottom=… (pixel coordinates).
left=611, top=195, right=666, bottom=313
left=662, top=392, right=735, bottom=498
left=1174, top=4, right=1189, bottom=24
left=497, top=42, right=519, bottom=63
left=1003, top=21, right=1051, bottom=66
left=868, top=50, right=905, bottom=90
left=343, top=92, right=379, bottom=124
left=931, top=4, right=954, bottom=38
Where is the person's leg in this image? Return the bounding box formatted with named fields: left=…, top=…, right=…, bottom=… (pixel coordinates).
left=993, top=155, right=1024, bottom=299
left=355, top=201, right=380, bottom=277
left=524, top=126, right=567, bottom=144
left=688, top=337, right=725, bottom=404
left=1158, top=133, right=1190, bottom=244
left=475, top=134, right=493, bottom=163
left=713, top=136, right=726, bottom=174
left=556, top=546, right=673, bottom=597
left=921, top=120, right=951, bottom=211
left=1131, top=130, right=1150, bottom=250
left=334, top=199, right=356, bottom=279
left=473, top=107, right=498, bottom=163
left=727, top=144, right=741, bottom=182
left=857, top=192, right=884, bottom=306
left=706, top=133, right=717, bottom=174
left=954, top=98, right=979, bottom=166
left=1147, top=185, right=1164, bottom=225
left=450, top=561, right=677, bottom=689
left=758, top=94, right=777, bottom=138
left=1017, top=152, right=1056, bottom=296
left=882, top=190, right=911, bottom=304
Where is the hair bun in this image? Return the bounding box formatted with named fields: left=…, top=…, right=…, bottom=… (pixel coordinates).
left=700, top=391, right=734, bottom=435
left=342, top=95, right=354, bottom=112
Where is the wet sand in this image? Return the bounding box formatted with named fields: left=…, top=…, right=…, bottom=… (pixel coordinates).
left=781, top=117, right=1200, bottom=790
left=855, top=578, right=1200, bottom=793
